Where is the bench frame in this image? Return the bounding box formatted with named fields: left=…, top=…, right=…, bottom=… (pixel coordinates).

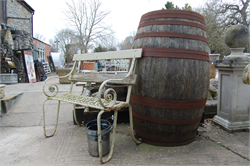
left=42, top=49, right=142, bottom=163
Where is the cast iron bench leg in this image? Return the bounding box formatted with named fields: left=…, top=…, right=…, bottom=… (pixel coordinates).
left=97, top=109, right=118, bottom=164
left=43, top=99, right=60, bottom=138
left=73, top=104, right=80, bottom=126
left=128, top=105, right=142, bottom=144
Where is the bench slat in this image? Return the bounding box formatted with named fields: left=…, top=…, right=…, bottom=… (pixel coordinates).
left=69, top=73, right=137, bottom=85
left=73, top=49, right=142, bottom=61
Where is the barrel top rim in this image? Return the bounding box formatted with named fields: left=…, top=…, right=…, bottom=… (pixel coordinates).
left=141, top=9, right=204, bottom=18
left=140, top=9, right=205, bottom=24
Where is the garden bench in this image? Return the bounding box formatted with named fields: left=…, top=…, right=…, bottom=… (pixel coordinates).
left=42, top=49, right=142, bottom=163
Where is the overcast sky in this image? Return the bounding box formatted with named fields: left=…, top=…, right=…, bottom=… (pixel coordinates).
left=25, top=0, right=205, bottom=44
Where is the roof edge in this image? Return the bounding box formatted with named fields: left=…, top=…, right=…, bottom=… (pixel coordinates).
left=33, top=37, right=51, bottom=47
left=16, top=0, right=35, bottom=15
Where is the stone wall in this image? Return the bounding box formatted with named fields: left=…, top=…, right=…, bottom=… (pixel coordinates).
left=16, top=51, right=28, bottom=83
left=1, top=0, right=33, bottom=50
left=1, top=0, right=34, bottom=83
left=7, top=0, right=33, bottom=34
left=1, top=29, right=33, bottom=50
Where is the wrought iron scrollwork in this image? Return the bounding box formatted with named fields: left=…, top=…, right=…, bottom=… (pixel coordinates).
left=103, top=88, right=117, bottom=107
left=98, top=79, right=118, bottom=108
left=43, top=82, right=59, bottom=97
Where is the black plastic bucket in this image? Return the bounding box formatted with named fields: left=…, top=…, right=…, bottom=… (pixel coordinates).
left=86, top=119, right=112, bottom=157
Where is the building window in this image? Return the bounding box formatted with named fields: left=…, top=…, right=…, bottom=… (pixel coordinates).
left=32, top=45, right=38, bottom=61
left=37, top=42, right=45, bottom=62
left=38, top=47, right=45, bottom=62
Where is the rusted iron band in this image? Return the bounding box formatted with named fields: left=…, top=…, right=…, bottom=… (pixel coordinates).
left=140, top=48, right=209, bottom=61
left=138, top=20, right=206, bottom=31
left=134, top=32, right=207, bottom=43
left=140, top=10, right=205, bottom=24
left=130, top=94, right=207, bottom=109
left=132, top=111, right=202, bottom=125
left=134, top=129, right=196, bottom=146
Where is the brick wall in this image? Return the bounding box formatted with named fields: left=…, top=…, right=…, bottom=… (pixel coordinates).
left=83, top=62, right=95, bottom=70
left=33, top=38, right=51, bottom=63
left=44, top=43, right=51, bottom=62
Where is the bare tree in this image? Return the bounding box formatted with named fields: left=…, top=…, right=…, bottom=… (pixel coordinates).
left=195, top=0, right=230, bottom=56
left=55, top=28, right=80, bottom=62
left=217, top=0, right=250, bottom=27
left=64, top=0, right=113, bottom=53
left=195, top=0, right=250, bottom=56
left=216, top=0, right=250, bottom=52
left=56, top=29, right=75, bottom=54
left=119, top=31, right=136, bottom=50
left=49, top=38, right=57, bottom=52
left=98, top=35, right=118, bottom=51
left=34, top=33, right=46, bottom=41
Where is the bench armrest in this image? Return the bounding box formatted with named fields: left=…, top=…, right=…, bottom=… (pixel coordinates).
left=97, top=78, right=126, bottom=108
left=97, top=57, right=136, bottom=108
left=42, top=68, right=75, bottom=97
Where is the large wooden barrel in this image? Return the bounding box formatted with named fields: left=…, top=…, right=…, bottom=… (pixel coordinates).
left=131, top=10, right=210, bottom=146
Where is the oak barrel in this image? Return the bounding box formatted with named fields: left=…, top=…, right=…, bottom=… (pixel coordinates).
left=131, top=10, right=210, bottom=146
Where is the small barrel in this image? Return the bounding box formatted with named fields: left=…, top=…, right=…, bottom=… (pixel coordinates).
left=131, top=10, right=210, bottom=146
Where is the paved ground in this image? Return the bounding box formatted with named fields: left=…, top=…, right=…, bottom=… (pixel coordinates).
left=0, top=74, right=249, bottom=166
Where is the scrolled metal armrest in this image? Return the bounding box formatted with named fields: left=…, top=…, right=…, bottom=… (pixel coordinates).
left=97, top=76, right=128, bottom=109
left=96, top=57, right=136, bottom=108
left=42, top=76, right=60, bottom=97
left=42, top=69, right=75, bottom=97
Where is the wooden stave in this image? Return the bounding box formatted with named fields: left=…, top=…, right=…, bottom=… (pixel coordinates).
left=131, top=10, right=210, bottom=146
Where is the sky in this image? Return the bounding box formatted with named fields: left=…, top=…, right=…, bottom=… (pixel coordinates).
left=25, top=0, right=205, bottom=44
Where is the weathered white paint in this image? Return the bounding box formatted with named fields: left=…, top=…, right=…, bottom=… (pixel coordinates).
left=73, top=49, right=142, bottom=61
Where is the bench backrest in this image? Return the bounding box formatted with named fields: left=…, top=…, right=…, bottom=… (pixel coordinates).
left=69, top=49, right=142, bottom=85
left=73, top=49, right=142, bottom=61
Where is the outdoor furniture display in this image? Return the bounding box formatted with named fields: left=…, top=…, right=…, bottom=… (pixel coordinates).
left=75, top=81, right=130, bottom=125
left=42, top=62, right=51, bottom=74
left=42, top=49, right=142, bottom=163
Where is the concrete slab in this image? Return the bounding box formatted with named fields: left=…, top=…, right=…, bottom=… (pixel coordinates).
left=0, top=124, right=249, bottom=166
left=0, top=76, right=249, bottom=166
left=202, top=121, right=250, bottom=159
left=0, top=99, right=75, bottom=127
left=1, top=93, right=22, bottom=114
